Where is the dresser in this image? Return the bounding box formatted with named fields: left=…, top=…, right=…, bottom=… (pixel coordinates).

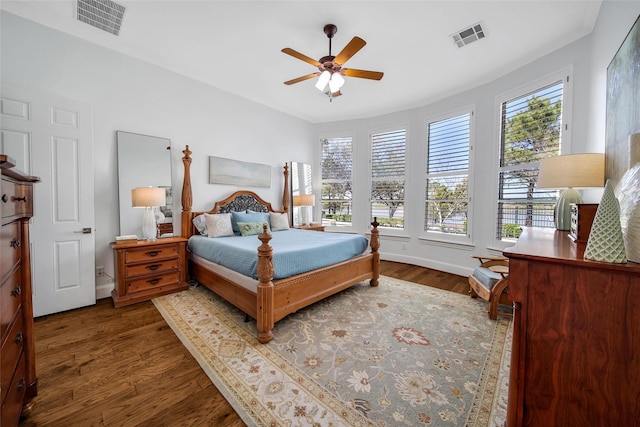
left=111, top=237, right=188, bottom=307
left=503, top=227, right=640, bottom=426
left=1, top=155, right=39, bottom=426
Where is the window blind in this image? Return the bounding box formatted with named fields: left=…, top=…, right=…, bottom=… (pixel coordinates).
left=321, top=137, right=353, bottom=226
left=371, top=129, right=406, bottom=228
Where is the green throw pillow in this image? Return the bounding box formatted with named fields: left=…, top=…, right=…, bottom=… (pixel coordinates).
left=237, top=221, right=271, bottom=236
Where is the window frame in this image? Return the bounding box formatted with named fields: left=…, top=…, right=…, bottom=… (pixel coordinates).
left=369, top=124, right=408, bottom=236
left=492, top=67, right=573, bottom=249
left=422, top=106, right=475, bottom=246
left=319, top=132, right=356, bottom=232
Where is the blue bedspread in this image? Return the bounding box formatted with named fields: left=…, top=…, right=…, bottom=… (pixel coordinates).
left=188, top=229, right=369, bottom=280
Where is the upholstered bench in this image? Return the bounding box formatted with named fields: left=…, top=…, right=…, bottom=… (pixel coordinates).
left=468, top=256, right=512, bottom=320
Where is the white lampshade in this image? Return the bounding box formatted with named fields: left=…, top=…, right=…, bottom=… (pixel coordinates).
left=131, top=187, right=166, bottom=208
left=537, top=153, right=605, bottom=189
left=537, top=153, right=605, bottom=231
left=315, top=71, right=331, bottom=91
left=293, top=194, right=315, bottom=207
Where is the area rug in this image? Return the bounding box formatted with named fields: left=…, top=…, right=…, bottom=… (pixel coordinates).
left=153, top=276, right=512, bottom=426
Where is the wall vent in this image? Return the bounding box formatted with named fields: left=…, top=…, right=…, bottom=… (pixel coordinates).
left=451, top=22, right=486, bottom=48
left=77, top=0, right=126, bottom=36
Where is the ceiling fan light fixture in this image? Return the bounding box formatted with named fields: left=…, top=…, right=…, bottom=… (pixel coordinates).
left=315, top=70, right=331, bottom=91
left=329, top=72, right=345, bottom=93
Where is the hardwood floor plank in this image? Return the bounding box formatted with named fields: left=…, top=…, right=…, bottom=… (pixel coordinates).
left=20, top=261, right=469, bottom=426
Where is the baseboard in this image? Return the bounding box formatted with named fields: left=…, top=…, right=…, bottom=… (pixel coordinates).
left=380, top=252, right=474, bottom=277
left=95, top=275, right=115, bottom=300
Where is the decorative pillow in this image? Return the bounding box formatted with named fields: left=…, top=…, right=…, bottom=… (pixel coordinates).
left=192, top=214, right=207, bottom=235
left=237, top=221, right=270, bottom=236
left=269, top=212, right=290, bottom=231
left=231, top=211, right=270, bottom=235
left=204, top=213, right=234, bottom=238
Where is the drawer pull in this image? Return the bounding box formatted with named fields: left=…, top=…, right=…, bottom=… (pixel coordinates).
left=17, top=377, right=25, bottom=391
left=15, top=332, right=23, bottom=345
left=146, top=264, right=161, bottom=271
left=145, top=250, right=160, bottom=257
left=10, top=237, right=21, bottom=249
left=12, top=285, right=22, bottom=297
left=12, top=196, right=27, bottom=202
left=147, top=278, right=161, bottom=285
left=1, top=193, right=7, bottom=203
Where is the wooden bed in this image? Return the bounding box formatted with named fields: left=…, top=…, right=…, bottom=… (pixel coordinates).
left=179, top=146, right=380, bottom=343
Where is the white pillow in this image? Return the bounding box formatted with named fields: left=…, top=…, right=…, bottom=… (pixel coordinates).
left=269, top=212, right=290, bottom=231
left=205, top=213, right=234, bottom=238
left=192, top=214, right=207, bottom=235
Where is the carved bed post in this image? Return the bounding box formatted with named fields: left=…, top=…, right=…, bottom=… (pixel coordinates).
left=282, top=163, right=290, bottom=224
left=370, top=218, right=380, bottom=287
left=256, top=225, right=275, bottom=343
left=181, top=145, right=193, bottom=238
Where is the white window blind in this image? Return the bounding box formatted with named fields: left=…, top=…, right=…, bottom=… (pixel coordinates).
left=425, top=112, right=470, bottom=236
left=371, top=128, right=406, bottom=229
left=321, top=136, right=353, bottom=227
left=497, top=80, right=564, bottom=240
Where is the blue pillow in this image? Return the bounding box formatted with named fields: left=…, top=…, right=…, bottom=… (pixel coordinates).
left=231, top=211, right=269, bottom=235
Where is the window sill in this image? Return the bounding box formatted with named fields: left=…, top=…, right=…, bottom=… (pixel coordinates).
left=418, top=235, right=475, bottom=250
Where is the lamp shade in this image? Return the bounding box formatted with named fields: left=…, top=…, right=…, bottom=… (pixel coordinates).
left=293, top=194, right=315, bottom=207
left=537, top=153, right=605, bottom=189
left=131, top=187, right=166, bottom=207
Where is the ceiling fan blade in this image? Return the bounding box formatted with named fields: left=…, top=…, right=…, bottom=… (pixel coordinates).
left=333, top=36, right=366, bottom=65
left=281, top=48, right=321, bottom=67
left=284, top=73, right=319, bottom=85
left=343, top=68, right=384, bottom=80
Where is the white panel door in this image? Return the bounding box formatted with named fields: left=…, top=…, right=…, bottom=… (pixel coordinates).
left=1, top=85, right=96, bottom=316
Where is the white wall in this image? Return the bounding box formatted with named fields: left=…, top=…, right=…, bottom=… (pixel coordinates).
left=316, top=0, right=640, bottom=276
left=1, top=12, right=315, bottom=297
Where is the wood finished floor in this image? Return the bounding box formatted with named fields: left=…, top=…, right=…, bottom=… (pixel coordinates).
left=19, top=261, right=469, bottom=427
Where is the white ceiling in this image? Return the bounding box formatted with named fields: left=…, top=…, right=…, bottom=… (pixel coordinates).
left=1, top=1, right=602, bottom=123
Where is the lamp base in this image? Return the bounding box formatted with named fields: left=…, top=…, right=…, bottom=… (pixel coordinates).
left=555, top=188, right=582, bottom=231
left=141, top=207, right=157, bottom=241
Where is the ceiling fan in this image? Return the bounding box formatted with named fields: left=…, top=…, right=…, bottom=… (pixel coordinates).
left=281, top=24, right=384, bottom=99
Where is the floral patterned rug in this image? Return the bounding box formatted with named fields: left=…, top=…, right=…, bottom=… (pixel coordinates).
left=153, top=276, right=511, bottom=426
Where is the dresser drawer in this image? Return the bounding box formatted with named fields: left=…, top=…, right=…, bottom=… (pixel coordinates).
left=1, top=310, right=24, bottom=404
left=1, top=222, right=20, bottom=277
left=127, top=271, right=180, bottom=293
left=125, top=259, right=179, bottom=278
left=1, top=267, right=22, bottom=339
left=1, top=178, right=33, bottom=221
left=0, top=353, right=26, bottom=427
left=124, top=244, right=179, bottom=264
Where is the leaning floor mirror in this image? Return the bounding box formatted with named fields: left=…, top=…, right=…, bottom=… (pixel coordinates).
left=290, top=161, right=314, bottom=226
left=116, top=131, right=173, bottom=239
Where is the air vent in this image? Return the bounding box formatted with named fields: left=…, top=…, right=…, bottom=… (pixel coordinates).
left=77, top=0, right=126, bottom=36
left=451, top=22, right=486, bottom=48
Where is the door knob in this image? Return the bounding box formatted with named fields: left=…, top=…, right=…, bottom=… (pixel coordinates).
left=74, top=227, right=92, bottom=234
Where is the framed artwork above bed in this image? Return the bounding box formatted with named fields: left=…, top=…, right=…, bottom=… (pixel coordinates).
left=209, top=156, right=271, bottom=188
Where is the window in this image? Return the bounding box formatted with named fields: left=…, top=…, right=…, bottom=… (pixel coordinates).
left=497, top=77, right=567, bottom=240
left=321, top=136, right=353, bottom=227
left=425, top=111, right=472, bottom=237
left=371, top=128, right=406, bottom=229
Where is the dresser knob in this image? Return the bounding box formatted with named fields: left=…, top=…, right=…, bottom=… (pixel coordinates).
left=1, top=193, right=7, bottom=203
left=12, top=196, right=27, bottom=202
left=15, top=332, right=23, bottom=345
left=147, top=278, right=161, bottom=285
left=11, top=285, right=22, bottom=297
left=145, top=250, right=160, bottom=257
left=10, top=237, right=21, bottom=249
left=17, top=377, right=25, bottom=391
left=146, top=264, right=161, bottom=271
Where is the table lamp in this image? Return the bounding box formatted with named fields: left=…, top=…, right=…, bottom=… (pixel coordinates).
left=293, top=194, right=315, bottom=226
left=536, top=153, right=605, bottom=231
left=132, top=187, right=166, bottom=240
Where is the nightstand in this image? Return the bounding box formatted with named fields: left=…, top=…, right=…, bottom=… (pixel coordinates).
left=294, top=224, right=325, bottom=232
left=111, top=236, right=188, bottom=307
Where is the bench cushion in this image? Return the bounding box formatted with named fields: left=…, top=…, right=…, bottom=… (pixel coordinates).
left=472, top=266, right=503, bottom=291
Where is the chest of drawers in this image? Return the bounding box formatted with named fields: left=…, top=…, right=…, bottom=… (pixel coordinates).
left=1, top=155, right=39, bottom=426
left=111, top=237, right=189, bottom=307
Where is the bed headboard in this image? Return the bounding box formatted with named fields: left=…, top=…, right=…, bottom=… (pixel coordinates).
left=180, top=146, right=290, bottom=238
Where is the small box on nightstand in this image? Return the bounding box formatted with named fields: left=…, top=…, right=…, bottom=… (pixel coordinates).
left=569, top=203, right=598, bottom=244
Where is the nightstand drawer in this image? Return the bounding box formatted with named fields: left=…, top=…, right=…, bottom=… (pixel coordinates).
left=125, top=245, right=178, bottom=264
left=127, top=272, right=180, bottom=293
left=125, top=259, right=178, bottom=278
left=1, top=222, right=20, bottom=277
left=1, top=353, right=26, bottom=427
